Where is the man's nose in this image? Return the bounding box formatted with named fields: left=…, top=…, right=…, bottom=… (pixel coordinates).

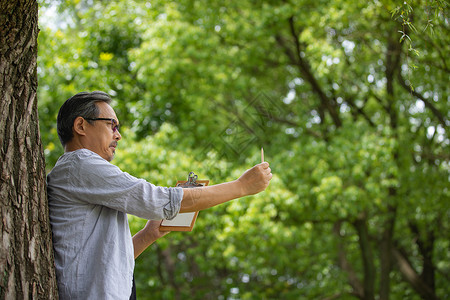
left=114, top=131, right=122, bottom=141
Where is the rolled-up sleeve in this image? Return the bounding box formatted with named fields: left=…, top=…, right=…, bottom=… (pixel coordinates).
left=163, top=187, right=184, bottom=220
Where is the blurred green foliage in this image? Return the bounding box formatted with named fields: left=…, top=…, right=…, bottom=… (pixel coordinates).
left=38, top=0, right=448, bottom=299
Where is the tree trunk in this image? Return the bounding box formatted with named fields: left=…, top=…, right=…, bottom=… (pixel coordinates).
left=409, top=222, right=436, bottom=295
left=379, top=205, right=397, bottom=300
left=353, top=217, right=375, bottom=300
left=0, top=0, right=58, bottom=298
left=333, top=221, right=364, bottom=299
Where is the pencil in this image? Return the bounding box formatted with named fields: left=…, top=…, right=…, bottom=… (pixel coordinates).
left=261, top=147, right=264, bottom=163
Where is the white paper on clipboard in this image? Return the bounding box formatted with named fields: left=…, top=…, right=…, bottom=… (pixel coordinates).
left=161, top=212, right=196, bottom=227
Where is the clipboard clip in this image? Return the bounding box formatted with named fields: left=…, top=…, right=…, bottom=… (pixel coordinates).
left=177, top=172, right=203, bottom=188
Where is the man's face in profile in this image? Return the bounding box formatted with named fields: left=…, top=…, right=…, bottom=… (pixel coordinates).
left=83, top=102, right=121, bottom=161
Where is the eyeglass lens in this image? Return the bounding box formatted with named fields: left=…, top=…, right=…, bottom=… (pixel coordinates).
left=111, top=119, right=119, bottom=132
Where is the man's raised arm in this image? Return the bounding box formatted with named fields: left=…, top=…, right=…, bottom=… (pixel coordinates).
left=179, top=162, right=272, bottom=213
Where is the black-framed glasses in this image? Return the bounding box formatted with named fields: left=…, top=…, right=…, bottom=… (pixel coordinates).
left=85, top=118, right=120, bottom=133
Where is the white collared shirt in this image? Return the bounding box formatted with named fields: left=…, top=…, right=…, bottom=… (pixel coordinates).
left=47, top=149, right=183, bottom=299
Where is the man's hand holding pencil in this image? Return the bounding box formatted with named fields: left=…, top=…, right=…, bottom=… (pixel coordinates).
left=236, top=147, right=272, bottom=196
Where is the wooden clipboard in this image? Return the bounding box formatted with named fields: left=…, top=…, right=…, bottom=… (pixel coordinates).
left=160, top=172, right=209, bottom=232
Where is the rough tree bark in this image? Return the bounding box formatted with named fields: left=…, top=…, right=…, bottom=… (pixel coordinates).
left=0, top=0, right=58, bottom=298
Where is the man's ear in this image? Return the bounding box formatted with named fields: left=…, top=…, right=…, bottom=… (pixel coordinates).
left=73, top=116, right=88, bottom=136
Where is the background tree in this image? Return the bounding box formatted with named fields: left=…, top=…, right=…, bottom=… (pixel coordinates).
left=0, top=0, right=58, bottom=298
left=38, top=0, right=448, bottom=299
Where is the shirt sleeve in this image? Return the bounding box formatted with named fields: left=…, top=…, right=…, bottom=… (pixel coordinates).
left=67, top=150, right=183, bottom=220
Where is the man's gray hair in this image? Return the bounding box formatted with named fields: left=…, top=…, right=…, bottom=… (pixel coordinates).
left=57, top=91, right=112, bottom=146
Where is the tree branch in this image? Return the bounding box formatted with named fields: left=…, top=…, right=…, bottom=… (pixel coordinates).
left=408, top=222, right=436, bottom=292
left=397, top=73, right=448, bottom=127
left=345, top=96, right=376, bottom=127
left=333, top=221, right=364, bottom=299
left=274, top=17, right=342, bottom=127
left=392, top=246, right=440, bottom=300
left=369, top=89, right=391, bottom=114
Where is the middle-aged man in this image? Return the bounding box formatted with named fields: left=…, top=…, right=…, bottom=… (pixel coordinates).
left=47, top=91, right=273, bottom=299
